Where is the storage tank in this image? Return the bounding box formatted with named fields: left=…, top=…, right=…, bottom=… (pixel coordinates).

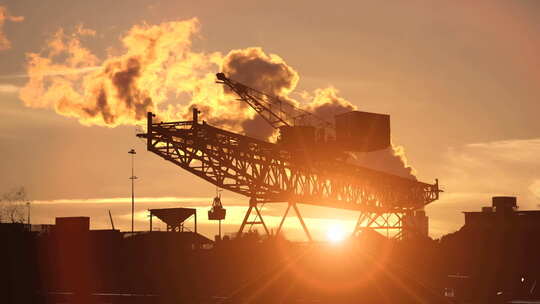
left=334, top=111, right=390, bottom=152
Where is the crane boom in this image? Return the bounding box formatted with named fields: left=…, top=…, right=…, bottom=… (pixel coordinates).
left=216, top=73, right=330, bottom=130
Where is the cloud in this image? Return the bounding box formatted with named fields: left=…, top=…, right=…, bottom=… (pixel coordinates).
left=442, top=138, right=540, bottom=197
left=305, top=86, right=355, bottom=121
left=0, top=66, right=100, bottom=79
left=530, top=180, right=540, bottom=201
left=349, top=144, right=416, bottom=180
left=19, top=19, right=418, bottom=179
left=300, top=87, right=415, bottom=179
left=222, top=47, right=299, bottom=96
left=221, top=50, right=414, bottom=177
left=0, top=6, right=23, bottom=51
left=32, top=196, right=247, bottom=206
left=19, top=20, right=252, bottom=129
left=15, top=20, right=370, bottom=136
left=21, top=20, right=197, bottom=125
left=221, top=47, right=300, bottom=139
left=0, top=83, right=20, bottom=94
left=426, top=138, right=540, bottom=237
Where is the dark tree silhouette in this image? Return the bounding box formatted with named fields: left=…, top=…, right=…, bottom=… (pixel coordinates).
left=0, top=186, right=30, bottom=223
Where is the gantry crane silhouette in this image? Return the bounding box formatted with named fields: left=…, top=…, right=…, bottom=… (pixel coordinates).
left=137, top=73, right=440, bottom=241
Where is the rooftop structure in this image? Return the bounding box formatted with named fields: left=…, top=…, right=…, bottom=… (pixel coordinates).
left=464, top=196, right=540, bottom=228
left=148, top=207, right=197, bottom=233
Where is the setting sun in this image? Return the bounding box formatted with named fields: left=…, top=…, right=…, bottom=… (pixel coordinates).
left=326, top=224, right=347, bottom=243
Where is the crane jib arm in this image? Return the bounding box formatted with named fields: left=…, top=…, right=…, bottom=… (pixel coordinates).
left=216, top=73, right=329, bottom=129
left=137, top=112, right=440, bottom=212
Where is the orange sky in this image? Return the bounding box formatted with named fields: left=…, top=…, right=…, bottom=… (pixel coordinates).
left=0, top=0, right=539, bottom=240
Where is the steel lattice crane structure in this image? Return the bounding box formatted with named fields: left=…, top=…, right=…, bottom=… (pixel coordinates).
left=137, top=73, right=440, bottom=241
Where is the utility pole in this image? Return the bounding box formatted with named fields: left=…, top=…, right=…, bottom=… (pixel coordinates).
left=128, top=148, right=137, bottom=233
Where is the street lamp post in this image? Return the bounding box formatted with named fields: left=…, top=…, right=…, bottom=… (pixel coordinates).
left=128, top=148, right=137, bottom=234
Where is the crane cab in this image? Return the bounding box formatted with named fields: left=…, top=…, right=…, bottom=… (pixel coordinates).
left=277, top=125, right=316, bottom=148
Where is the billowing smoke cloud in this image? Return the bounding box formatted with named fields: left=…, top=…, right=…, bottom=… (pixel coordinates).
left=221, top=47, right=300, bottom=139
left=19, top=19, right=255, bottom=130
left=21, top=19, right=216, bottom=126
left=349, top=145, right=416, bottom=180
left=304, top=86, right=415, bottom=179
left=219, top=48, right=355, bottom=140
left=222, top=47, right=299, bottom=96
left=307, top=87, right=356, bottom=121
left=19, top=18, right=416, bottom=178
left=0, top=6, right=24, bottom=51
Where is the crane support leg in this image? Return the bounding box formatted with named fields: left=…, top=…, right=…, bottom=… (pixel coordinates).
left=238, top=199, right=270, bottom=237
left=292, top=203, right=312, bottom=242
left=353, top=212, right=404, bottom=240
left=276, top=203, right=292, bottom=234
left=352, top=212, right=368, bottom=237
left=254, top=204, right=270, bottom=236
left=238, top=205, right=253, bottom=235
left=276, top=202, right=312, bottom=242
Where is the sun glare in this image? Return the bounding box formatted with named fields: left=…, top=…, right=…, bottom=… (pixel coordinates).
left=326, top=224, right=347, bottom=243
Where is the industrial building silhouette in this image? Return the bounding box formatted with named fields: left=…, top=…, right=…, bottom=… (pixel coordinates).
left=2, top=196, right=540, bottom=303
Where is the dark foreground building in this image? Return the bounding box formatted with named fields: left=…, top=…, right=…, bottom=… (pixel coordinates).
left=1, top=218, right=447, bottom=304
left=3, top=197, right=540, bottom=304
left=441, top=196, right=540, bottom=303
